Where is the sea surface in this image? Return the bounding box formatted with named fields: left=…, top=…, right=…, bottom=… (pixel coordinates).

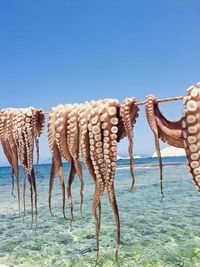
left=1, top=156, right=200, bottom=267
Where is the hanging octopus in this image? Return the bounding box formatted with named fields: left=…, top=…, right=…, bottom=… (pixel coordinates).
left=145, top=95, right=184, bottom=196
left=48, top=98, right=140, bottom=260
left=48, top=104, right=84, bottom=221
left=182, top=82, right=200, bottom=190
left=0, top=107, right=45, bottom=217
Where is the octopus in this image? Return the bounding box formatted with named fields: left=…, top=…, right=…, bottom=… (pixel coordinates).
left=145, top=95, right=184, bottom=197
left=182, top=82, right=200, bottom=190
left=48, top=98, right=139, bottom=260
left=48, top=104, right=84, bottom=221
left=0, top=107, right=45, bottom=217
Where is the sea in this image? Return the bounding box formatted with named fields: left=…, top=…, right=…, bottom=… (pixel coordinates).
left=1, top=156, right=200, bottom=267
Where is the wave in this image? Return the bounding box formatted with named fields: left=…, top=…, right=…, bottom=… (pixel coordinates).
left=116, top=162, right=186, bottom=171
left=117, top=166, right=158, bottom=170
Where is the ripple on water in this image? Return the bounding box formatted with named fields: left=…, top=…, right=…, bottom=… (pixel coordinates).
left=0, top=161, right=200, bottom=266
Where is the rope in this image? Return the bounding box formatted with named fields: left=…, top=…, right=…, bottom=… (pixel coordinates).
left=42, top=96, right=184, bottom=114
left=135, top=96, right=184, bottom=106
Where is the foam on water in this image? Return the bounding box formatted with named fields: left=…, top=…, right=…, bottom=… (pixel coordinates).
left=0, top=158, right=200, bottom=266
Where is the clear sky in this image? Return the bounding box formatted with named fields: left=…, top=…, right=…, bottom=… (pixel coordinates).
left=0, top=0, right=200, bottom=165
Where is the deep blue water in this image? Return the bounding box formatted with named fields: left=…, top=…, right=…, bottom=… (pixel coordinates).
left=1, top=156, right=200, bottom=267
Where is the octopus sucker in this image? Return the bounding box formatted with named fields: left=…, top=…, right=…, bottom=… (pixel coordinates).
left=190, top=161, right=199, bottom=168
left=190, top=153, right=199, bottom=161
left=189, top=144, right=198, bottom=153
left=187, top=136, right=197, bottom=144
left=186, top=115, right=196, bottom=124
left=188, top=126, right=198, bottom=134
left=145, top=95, right=184, bottom=198
left=183, top=83, right=200, bottom=191
left=120, top=98, right=139, bottom=191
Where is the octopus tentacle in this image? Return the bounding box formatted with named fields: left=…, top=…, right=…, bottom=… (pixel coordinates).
left=146, top=95, right=185, bottom=197
left=79, top=102, right=96, bottom=181
left=121, top=98, right=139, bottom=191
left=146, top=95, right=164, bottom=197
left=67, top=104, right=84, bottom=217
left=22, top=167, right=27, bottom=214
left=7, top=110, right=20, bottom=212
left=116, top=105, right=127, bottom=142
left=0, top=112, right=12, bottom=166
left=1, top=109, right=21, bottom=212
left=103, top=99, right=120, bottom=260
left=2, top=111, right=14, bottom=191
left=154, top=104, right=184, bottom=147
left=24, top=109, right=36, bottom=214
left=55, top=105, right=72, bottom=163
left=32, top=109, right=45, bottom=172
left=25, top=109, right=34, bottom=175
left=11, top=168, right=15, bottom=197
left=108, top=187, right=120, bottom=261
left=88, top=100, right=106, bottom=260
left=67, top=161, right=77, bottom=224
left=31, top=169, right=37, bottom=216
left=13, top=109, right=30, bottom=213
left=28, top=172, right=34, bottom=223
left=49, top=158, right=56, bottom=216
left=53, top=143, right=67, bottom=219
left=54, top=104, right=78, bottom=220
left=182, top=83, right=200, bottom=190
left=48, top=107, right=67, bottom=219
left=79, top=101, right=103, bottom=246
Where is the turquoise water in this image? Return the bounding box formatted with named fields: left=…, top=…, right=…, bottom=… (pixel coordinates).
left=1, top=157, right=200, bottom=267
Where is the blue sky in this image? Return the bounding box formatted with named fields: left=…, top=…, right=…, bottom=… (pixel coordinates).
left=0, top=0, right=200, bottom=164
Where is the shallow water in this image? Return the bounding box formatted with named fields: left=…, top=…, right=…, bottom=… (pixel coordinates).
left=1, top=157, right=200, bottom=267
